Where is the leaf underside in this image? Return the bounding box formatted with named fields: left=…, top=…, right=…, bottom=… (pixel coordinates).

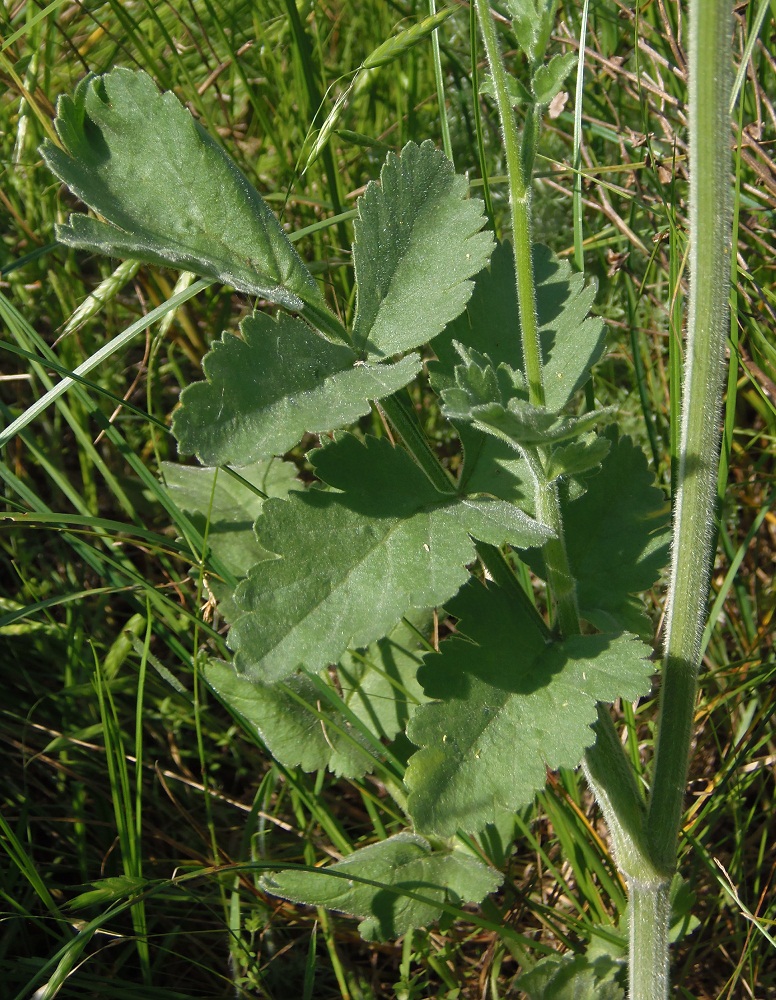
left=261, top=832, right=502, bottom=941
left=41, top=68, right=320, bottom=310
left=405, top=578, right=653, bottom=836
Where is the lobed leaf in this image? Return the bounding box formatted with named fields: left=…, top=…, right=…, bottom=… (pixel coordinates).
left=229, top=434, right=551, bottom=682
left=42, top=68, right=322, bottom=311
left=440, top=345, right=617, bottom=449
left=261, top=832, right=502, bottom=941
left=506, top=0, right=557, bottom=68
left=532, top=52, right=577, bottom=105
left=352, top=140, right=494, bottom=357
left=433, top=241, right=606, bottom=411
left=405, top=578, right=653, bottom=836
left=172, top=311, right=421, bottom=466
left=555, top=429, right=671, bottom=635
left=161, top=458, right=301, bottom=577
left=545, top=434, right=611, bottom=482
left=207, top=614, right=433, bottom=778
left=337, top=612, right=433, bottom=743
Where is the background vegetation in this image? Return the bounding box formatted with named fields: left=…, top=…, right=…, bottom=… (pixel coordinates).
left=1, top=1, right=774, bottom=997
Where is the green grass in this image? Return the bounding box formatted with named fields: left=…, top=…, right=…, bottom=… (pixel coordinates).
left=1, top=1, right=775, bottom=997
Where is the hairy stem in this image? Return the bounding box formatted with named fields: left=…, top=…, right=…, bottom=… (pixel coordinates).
left=474, top=0, right=544, bottom=407
left=622, top=4, right=734, bottom=999
left=647, top=0, right=733, bottom=873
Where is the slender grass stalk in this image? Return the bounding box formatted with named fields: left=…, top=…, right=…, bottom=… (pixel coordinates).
left=571, top=0, right=591, bottom=273
left=428, top=0, right=453, bottom=164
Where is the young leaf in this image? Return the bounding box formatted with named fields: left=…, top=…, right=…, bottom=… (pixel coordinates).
left=205, top=660, right=377, bottom=778
left=433, top=242, right=606, bottom=411
left=532, top=52, right=577, bottom=106
left=545, top=434, right=611, bottom=482
left=229, top=435, right=551, bottom=682
left=405, top=578, right=653, bottom=836
left=41, top=68, right=323, bottom=312
left=161, top=458, right=300, bottom=577
left=172, top=311, right=421, bottom=466
left=507, top=0, right=558, bottom=68
left=479, top=71, right=533, bottom=107
left=352, top=140, right=494, bottom=357
left=442, top=369, right=618, bottom=448
left=528, top=429, right=671, bottom=636
left=261, top=832, right=502, bottom=942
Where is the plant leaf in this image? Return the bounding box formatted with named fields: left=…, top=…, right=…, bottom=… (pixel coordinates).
left=528, top=429, right=671, bottom=635
left=337, top=612, right=433, bottom=743
left=405, top=578, right=653, bottom=836
left=205, top=659, right=377, bottom=778
left=206, top=614, right=434, bottom=777
left=41, top=68, right=322, bottom=311
left=261, top=832, right=502, bottom=942
left=229, top=434, right=551, bottom=682
left=433, top=241, right=606, bottom=410
left=546, top=434, right=611, bottom=482
left=440, top=346, right=617, bottom=448
left=532, top=52, right=577, bottom=106
left=161, top=458, right=301, bottom=577
left=172, top=311, right=421, bottom=466
left=352, top=140, right=494, bottom=357
left=516, top=953, right=625, bottom=1000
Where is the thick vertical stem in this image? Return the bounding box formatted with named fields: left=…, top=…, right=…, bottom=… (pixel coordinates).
left=647, top=0, right=733, bottom=871
left=629, top=878, right=672, bottom=1000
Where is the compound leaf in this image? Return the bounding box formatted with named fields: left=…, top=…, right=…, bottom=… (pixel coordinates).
left=405, top=579, right=652, bottom=836
left=172, top=311, right=420, bottom=465
left=41, top=68, right=322, bottom=311
left=261, top=832, right=502, bottom=941
left=229, top=435, right=551, bottom=682
left=352, top=140, right=494, bottom=357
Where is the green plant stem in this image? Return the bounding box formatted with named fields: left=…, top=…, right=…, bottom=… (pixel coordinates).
left=475, top=8, right=685, bottom=997
left=629, top=877, right=671, bottom=999
left=618, top=4, right=734, bottom=999
left=534, top=475, right=580, bottom=637
left=647, top=0, right=733, bottom=868
left=474, top=0, right=544, bottom=407
left=429, top=0, right=453, bottom=164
